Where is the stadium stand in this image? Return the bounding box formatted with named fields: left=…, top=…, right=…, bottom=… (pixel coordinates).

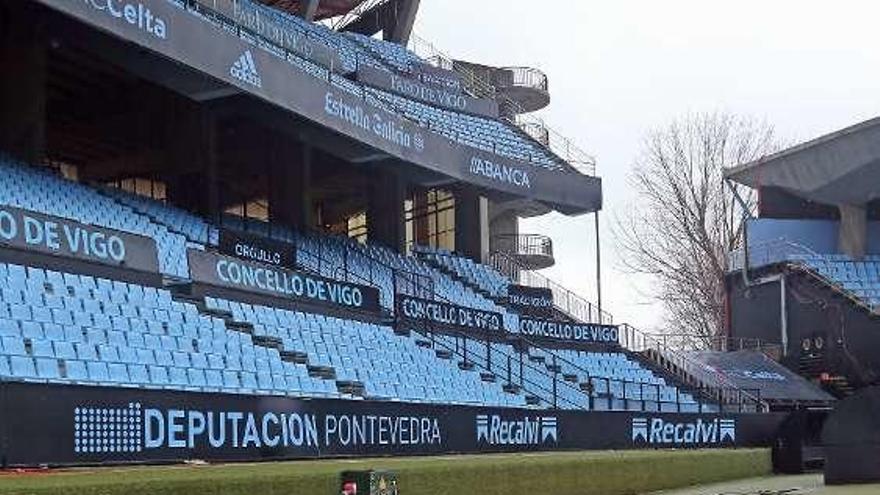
left=0, top=0, right=785, bottom=467
left=0, top=157, right=191, bottom=278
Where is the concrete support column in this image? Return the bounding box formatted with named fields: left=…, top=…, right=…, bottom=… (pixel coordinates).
left=269, top=140, right=313, bottom=231
left=385, top=0, right=421, bottom=45
left=297, top=0, right=320, bottom=20
left=455, top=187, right=489, bottom=263
left=489, top=204, right=519, bottom=255
left=838, top=204, right=867, bottom=259
left=0, top=6, right=47, bottom=164
left=166, top=106, right=219, bottom=220
left=367, top=168, right=406, bottom=253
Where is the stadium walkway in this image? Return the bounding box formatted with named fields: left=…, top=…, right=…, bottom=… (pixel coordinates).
left=650, top=473, right=880, bottom=495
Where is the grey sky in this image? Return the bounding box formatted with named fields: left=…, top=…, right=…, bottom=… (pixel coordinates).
left=414, top=0, right=880, bottom=331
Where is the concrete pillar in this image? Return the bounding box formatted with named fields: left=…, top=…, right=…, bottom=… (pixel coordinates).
left=385, top=0, right=421, bottom=45
left=455, top=187, right=489, bottom=263
left=166, top=106, right=219, bottom=220
left=269, top=140, right=313, bottom=230
left=0, top=6, right=47, bottom=164
left=489, top=205, right=519, bottom=255
left=367, top=168, right=406, bottom=252
left=297, top=0, right=320, bottom=20
left=838, top=204, right=867, bottom=259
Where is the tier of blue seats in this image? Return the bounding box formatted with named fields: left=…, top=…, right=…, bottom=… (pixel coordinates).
left=207, top=297, right=523, bottom=407
left=217, top=216, right=515, bottom=328
left=366, top=88, right=563, bottom=170
left=435, top=333, right=704, bottom=412
left=0, top=158, right=191, bottom=278
left=176, top=0, right=572, bottom=174
left=100, top=187, right=219, bottom=247
left=790, top=254, right=880, bottom=307
left=415, top=245, right=510, bottom=298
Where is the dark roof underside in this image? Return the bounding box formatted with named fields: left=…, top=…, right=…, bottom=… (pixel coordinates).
left=726, top=116, right=880, bottom=206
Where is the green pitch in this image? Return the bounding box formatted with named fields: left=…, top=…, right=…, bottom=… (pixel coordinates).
left=0, top=449, right=771, bottom=495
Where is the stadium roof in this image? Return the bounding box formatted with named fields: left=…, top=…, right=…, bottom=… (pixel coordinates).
left=726, top=116, right=880, bottom=206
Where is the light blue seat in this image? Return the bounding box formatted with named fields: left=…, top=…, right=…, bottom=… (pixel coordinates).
left=35, top=357, right=60, bottom=380
left=87, top=361, right=110, bottom=383
left=128, top=364, right=149, bottom=385
left=31, top=339, right=54, bottom=358
left=148, top=365, right=169, bottom=386
left=168, top=367, right=189, bottom=388
left=75, top=343, right=97, bottom=361
left=11, top=356, right=38, bottom=380
left=2, top=337, right=26, bottom=355
left=108, top=363, right=129, bottom=384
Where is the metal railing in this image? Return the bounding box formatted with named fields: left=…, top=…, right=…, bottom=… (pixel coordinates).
left=728, top=238, right=818, bottom=272
left=618, top=324, right=768, bottom=412
left=492, top=233, right=554, bottom=260
left=497, top=66, right=549, bottom=93
left=490, top=251, right=611, bottom=324
left=406, top=33, right=597, bottom=176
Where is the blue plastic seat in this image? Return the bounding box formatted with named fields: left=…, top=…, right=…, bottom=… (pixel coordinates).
left=128, top=364, right=149, bottom=385
left=11, top=356, right=38, bottom=380
left=86, top=361, right=110, bottom=382
left=107, top=363, right=129, bottom=384
left=148, top=365, right=169, bottom=386
left=35, top=358, right=60, bottom=380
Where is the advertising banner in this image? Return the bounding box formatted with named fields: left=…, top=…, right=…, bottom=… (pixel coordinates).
left=35, top=0, right=602, bottom=214
left=356, top=65, right=499, bottom=118
left=0, top=206, right=159, bottom=273
left=507, top=285, right=554, bottom=317
left=518, top=317, right=620, bottom=346
left=218, top=229, right=296, bottom=270
left=397, top=294, right=504, bottom=334
left=188, top=249, right=380, bottom=313
left=0, top=383, right=786, bottom=466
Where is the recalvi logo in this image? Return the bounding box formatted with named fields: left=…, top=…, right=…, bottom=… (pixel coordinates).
left=631, top=417, right=736, bottom=445
left=476, top=415, right=558, bottom=445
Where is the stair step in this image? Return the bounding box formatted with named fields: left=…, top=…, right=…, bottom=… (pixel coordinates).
left=458, top=361, right=476, bottom=371
left=562, top=373, right=578, bottom=383
left=280, top=350, right=309, bottom=365
left=503, top=383, right=522, bottom=394
left=528, top=355, right=546, bottom=364
left=524, top=395, right=541, bottom=406
left=546, top=364, right=562, bottom=373
left=307, top=365, right=336, bottom=380
left=415, top=338, right=433, bottom=349
left=435, top=349, right=453, bottom=360
left=226, top=320, right=254, bottom=334
left=336, top=380, right=366, bottom=396
left=253, top=335, right=283, bottom=349
left=480, top=372, right=497, bottom=383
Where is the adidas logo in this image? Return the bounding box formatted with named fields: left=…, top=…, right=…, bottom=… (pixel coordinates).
left=476, top=414, right=559, bottom=445
left=631, top=417, right=736, bottom=445
left=230, top=50, right=262, bottom=88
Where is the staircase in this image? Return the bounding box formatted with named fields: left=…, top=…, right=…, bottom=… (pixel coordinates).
left=491, top=252, right=768, bottom=413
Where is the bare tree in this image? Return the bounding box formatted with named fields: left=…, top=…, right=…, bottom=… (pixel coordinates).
left=614, top=113, right=777, bottom=349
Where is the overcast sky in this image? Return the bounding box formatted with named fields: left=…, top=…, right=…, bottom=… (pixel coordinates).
left=414, top=0, right=880, bottom=331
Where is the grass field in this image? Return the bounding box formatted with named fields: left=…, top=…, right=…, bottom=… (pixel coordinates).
left=0, top=449, right=772, bottom=495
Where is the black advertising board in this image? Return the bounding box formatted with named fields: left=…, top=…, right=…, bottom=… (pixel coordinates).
left=0, top=383, right=786, bottom=466
left=218, top=229, right=296, bottom=270
left=507, top=284, right=554, bottom=317
left=0, top=206, right=159, bottom=273
left=356, top=65, right=499, bottom=118
left=519, top=317, right=620, bottom=346
left=34, top=0, right=602, bottom=214
left=188, top=249, right=380, bottom=313
left=397, top=295, right=504, bottom=334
